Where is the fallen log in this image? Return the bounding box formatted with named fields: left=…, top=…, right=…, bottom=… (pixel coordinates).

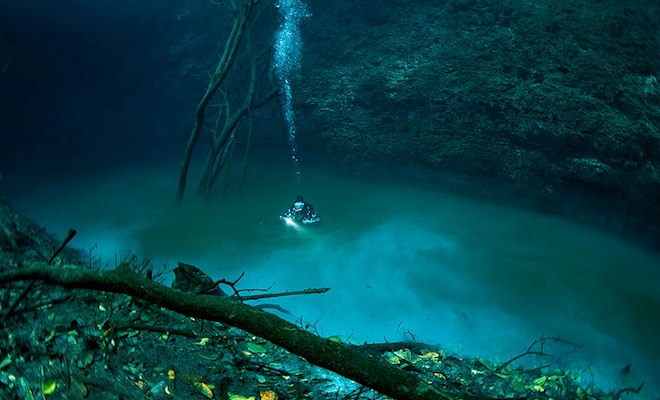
left=0, top=262, right=453, bottom=400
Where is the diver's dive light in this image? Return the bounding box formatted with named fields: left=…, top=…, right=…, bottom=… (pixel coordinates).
left=283, top=216, right=303, bottom=231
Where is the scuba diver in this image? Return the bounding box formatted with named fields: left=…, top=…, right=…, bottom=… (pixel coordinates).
left=280, top=195, right=321, bottom=225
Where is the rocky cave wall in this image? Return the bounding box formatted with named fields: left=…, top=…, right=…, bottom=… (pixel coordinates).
left=294, top=0, right=660, bottom=248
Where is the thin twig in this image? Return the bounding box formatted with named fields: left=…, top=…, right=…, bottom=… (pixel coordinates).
left=198, top=271, right=246, bottom=298
left=48, top=229, right=77, bottom=264
left=496, top=336, right=581, bottom=373
left=1, top=229, right=77, bottom=320
left=614, top=383, right=644, bottom=400
left=239, top=287, right=331, bottom=301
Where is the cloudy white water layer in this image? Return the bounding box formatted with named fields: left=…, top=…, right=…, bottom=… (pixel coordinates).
left=9, top=160, right=660, bottom=397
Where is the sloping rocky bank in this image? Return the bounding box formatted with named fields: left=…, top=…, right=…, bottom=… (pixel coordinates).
left=0, top=200, right=643, bottom=400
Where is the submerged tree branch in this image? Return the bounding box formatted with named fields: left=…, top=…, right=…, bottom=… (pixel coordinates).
left=176, top=0, right=257, bottom=203
left=239, top=287, right=331, bottom=301
left=495, top=336, right=581, bottom=373
left=0, top=263, right=453, bottom=400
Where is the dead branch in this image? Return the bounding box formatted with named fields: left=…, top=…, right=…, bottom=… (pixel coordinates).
left=48, top=229, right=77, bottom=264
left=1, top=229, right=77, bottom=321
left=176, top=0, right=257, bottom=202
left=239, top=287, right=331, bottom=301
left=495, top=336, right=581, bottom=373
left=0, top=262, right=453, bottom=400
left=198, top=270, right=246, bottom=297
left=614, top=383, right=644, bottom=400
left=197, top=269, right=328, bottom=302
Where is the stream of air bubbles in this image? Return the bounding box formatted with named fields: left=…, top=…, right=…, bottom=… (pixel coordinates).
left=273, top=0, right=311, bottom=185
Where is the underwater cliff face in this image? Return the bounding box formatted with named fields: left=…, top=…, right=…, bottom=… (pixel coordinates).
left=297, top=0, right=660, bottom=248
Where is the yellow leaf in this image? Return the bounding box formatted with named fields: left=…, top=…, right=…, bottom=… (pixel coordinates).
left=195, top=338, right=210, bottom=346
left=43, top=381, right=57, bottom=395
left=260, top=390, right=278, bottom=400
left=421, top=352, right=440, bottom=361
left=228, top=394, right=256, bottom=400
left=194, top=382, right=214, bottom=399
left=531, top=384, right=545, bottom=392
left=388, top=355, right=401, bottom=365
left=393, top=348, right=412, bottom=360
left=433, top=372, right=447, bottom=380
left=167, top=370, right=176, bottom=380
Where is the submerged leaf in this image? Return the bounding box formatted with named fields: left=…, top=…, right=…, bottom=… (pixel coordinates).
left=533, top=376, right=548, bottom=386
left=246, top=343, right=267, bottom=354
left=228, top=393, right=256, bottom=400
left=179, top=372, right=204, bottom=385
left=327, top=336, right=343, bottom=344
left=260, top=390, right=278, bottom=400
left=421, top=351, right=440, bottom=362
left=0, top=354, right=12, bottom=370
left=531, top=384, right=545, bottom=392
left=433, top=372, right=447, bottom=380
left=150, top=380, right=168, bottom=396
left=194, top=382, right=214, bottom=399
left=43, top=330, right=56, bottom=343
left=393, top=348, right=413, bottom=360
left=19, top=377, right=36, bottom=400
left=43, top=380, right=57, bottom=395
left=76, top=352, right=94, bottom=368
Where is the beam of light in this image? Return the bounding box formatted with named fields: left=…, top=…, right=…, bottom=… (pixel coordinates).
left=284, top=217, right=304, bottom=232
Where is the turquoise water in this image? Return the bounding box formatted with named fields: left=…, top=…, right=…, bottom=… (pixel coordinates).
left=9, top=160, right=660, bottom=397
